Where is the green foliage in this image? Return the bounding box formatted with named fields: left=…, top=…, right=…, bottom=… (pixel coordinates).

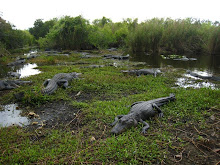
left=127, top=18, right=164, bottom=53
left=127, top=18, right=220, bottom=54
left=207, top=25, right=220, bottom=54
left=38, top=16, right=91, bottom=50
left=0, top=17, right=34, bottom=53
left=88, top=25, right=116, bottom=49
left=31, top=16, right=220, bottom=54
left=92, top=16, right=112, bottom=27
left=161, top=18, right=204, bottom=54
left=29, top=19, right=57, bottom=40
left=2, top=15, right=220, bottom=54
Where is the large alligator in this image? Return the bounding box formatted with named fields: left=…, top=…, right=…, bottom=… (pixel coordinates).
left=103, top=54, right=130, bottom=60
left=42, top=72, right=81, bottom=95
left=7, top=58, right=26, bottom=66
left=111, top=94, right=175, bottom=134
left=187, top=70, right=220, bottom=81
left=81, top=65, right=105, bottom=68
left=122, top=68, right=162, bottom=77
left=0, top=80, right=32, bottom=90
left=8, top=72, right=21, bottom=78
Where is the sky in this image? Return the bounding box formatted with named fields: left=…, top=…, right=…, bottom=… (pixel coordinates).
left=0, top=0, right=220, bottom=30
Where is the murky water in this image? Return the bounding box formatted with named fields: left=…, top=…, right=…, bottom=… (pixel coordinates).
left=0, top=104, right=29, bottom=127
left=0, top=63, right=41, bottom=78
left=16, top=63, right=41, bottom=78
left=131, top=53, right=220, bottom=75
left=131, top=53, right=220, bottom=88
left=176, top=77, right=216, bottom=89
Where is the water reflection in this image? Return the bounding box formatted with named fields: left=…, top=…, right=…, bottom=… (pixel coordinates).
left=131, top=53, right=220, bottom=75
left=0, top=104, right=29, bottom=127
left=16, top=63, right=41, bottom=78
left=176, top=77, right=216, bottom=89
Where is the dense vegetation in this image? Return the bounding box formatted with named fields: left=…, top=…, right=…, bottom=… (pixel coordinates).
left=32, top=16, right=220, bottom=55
left=0, top=17, right=34, bottom=55
left=1, top=15, right=220, bottom=55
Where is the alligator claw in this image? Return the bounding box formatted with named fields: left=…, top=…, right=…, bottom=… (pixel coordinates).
left=110, top=123, right=114, bottom=126
left=158, top=112, right=164, bottom=118
left=141, top=129, right=148, bottom=134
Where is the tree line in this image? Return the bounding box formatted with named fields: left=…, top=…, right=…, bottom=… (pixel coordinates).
left=0, top=17, right=34, bottom=56
left=1, top=15, right=220, bottom=56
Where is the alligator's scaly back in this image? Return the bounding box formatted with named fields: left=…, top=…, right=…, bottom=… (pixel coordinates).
left=111, top=94, right=176, bottom=134
left=131, top=93, right=175, bottom=107
left=42, top=72, right=81, bottom=95
left=147, top=93, right=175, bottom=107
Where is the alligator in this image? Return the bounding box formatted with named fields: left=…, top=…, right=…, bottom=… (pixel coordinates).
left=81, top=65, right=105, bottom=68
left=7, top=58, right=26, bottom=66
left=42, top=72, right=81, bottom=95
left=107, top=48, right=117, bottom=51
left=81, top=54, right=100, bottom=58
left=111, top=94, right=175, bottom=134
left=103, top=54, right=129, bottom=60
left=8, top=72, right=21, bottom=78
left=0, top=80, right=32, bottom=90
left=186, top=70, right=220, bottom=81
left=122, top=68, right=162, bottom=77
left=46, top=53, right=69, bottom=57
left=26, top=54, right=39, bottom=59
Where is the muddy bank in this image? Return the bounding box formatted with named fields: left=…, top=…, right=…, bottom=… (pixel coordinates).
left=24, top=101, right=82, bottom=131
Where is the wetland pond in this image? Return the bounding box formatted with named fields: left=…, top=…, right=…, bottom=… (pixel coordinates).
left=131, top=53, right=220, bottom=88
left=0, top=63, right=41, bottom=78
left=0, top=104, right=29, bottom=127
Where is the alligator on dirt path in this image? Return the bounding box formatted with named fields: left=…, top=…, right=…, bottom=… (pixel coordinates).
left=111, top=94, right=175, bottom=134
left=0, top=80, right=32, bottom=90
left=122, top=68, right=162, bottom=77
left=42, top=72, right=81, bottom=95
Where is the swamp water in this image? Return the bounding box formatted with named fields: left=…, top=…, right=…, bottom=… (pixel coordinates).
left=0, top=63, right=41, bottom=78
left=0, top=104, right=29, bottom=127
left=131, top=53, right=220, bottom=88
left=17, top=63, right=41, bottom=78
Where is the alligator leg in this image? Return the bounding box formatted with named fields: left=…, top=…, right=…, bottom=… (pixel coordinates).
left=57, top=79, right=68, bottom=89
left=5, top=86, right=15, bottom=90
left=140, top=119, right=150, bottom=134
left=152, top=103, right=164, bottom=117
left=110, top=115, right=124, bottom=126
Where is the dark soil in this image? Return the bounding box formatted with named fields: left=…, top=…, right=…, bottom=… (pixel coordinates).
left=166, top=107, right=220, bottom=165
left=25, top=101, right=82, bottom=131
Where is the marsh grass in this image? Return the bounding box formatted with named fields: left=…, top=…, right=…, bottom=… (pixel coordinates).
left=0, top=51, right=219, bottom=164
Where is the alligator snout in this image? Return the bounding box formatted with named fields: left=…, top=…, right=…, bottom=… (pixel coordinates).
left=111, top=118, right=138, bottom=135
left=111, top=124, right=127, bottom=134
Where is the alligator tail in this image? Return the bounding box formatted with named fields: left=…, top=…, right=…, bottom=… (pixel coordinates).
left=42, top=80, right=58, bottom=95
left=154, top=93, right=175, bottom=106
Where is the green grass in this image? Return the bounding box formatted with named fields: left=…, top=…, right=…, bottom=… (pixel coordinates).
left=0, top=51, right=219, bottom=164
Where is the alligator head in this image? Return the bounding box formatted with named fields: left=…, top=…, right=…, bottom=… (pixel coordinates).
left=111, top=116, right=138, bottom=134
